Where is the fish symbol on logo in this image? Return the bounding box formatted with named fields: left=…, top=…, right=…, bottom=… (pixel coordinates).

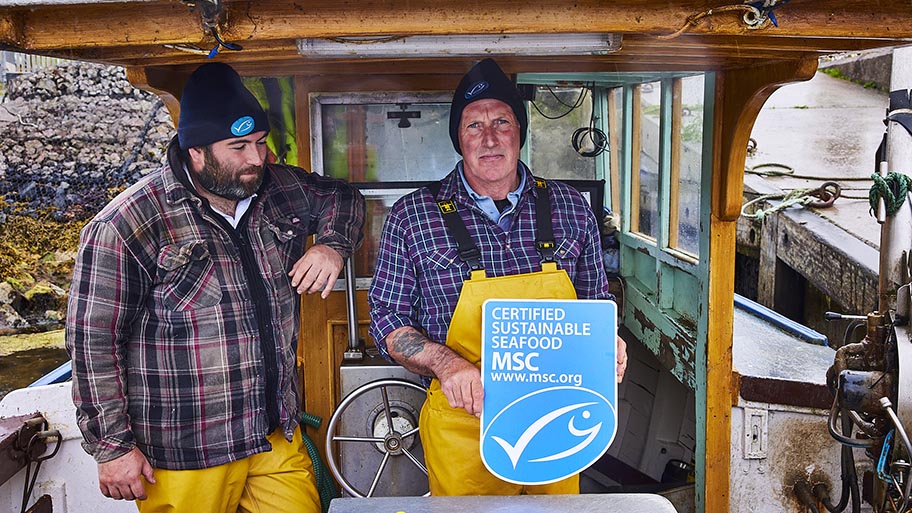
left=231, top=116, right=255, bottom=136
left=481, top=386, right=616, bottom=484
left=465, top=81, right=489, bottom=99
left=491, top=402, right=601, bottom=468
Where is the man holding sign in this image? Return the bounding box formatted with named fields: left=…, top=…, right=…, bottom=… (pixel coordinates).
left=368, top=58, right=627, bottom=496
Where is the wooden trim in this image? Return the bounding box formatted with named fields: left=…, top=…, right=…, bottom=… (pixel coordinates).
left=712, top=58, right=818, bottom=221
left=738, top=376, right=833, bottom=410
left=667, top=78, right=683, bottom=249
left=703, top=58, right=817, bottom=513
left=124, top=66, right=187, bottom=127
left=705, top=212, right=736, bottom=513
left=5, top=1, right=912, bottom=52
left=293, top=75, right=313, bottom=172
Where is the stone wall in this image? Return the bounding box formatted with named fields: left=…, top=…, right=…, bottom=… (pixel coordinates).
left=0, top=62, right=174, bottom=334
left=1, top=62, right=174, bottom=220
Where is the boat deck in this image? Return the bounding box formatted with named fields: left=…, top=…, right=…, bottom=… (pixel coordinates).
left=748, top=70, right=889, bottom=250
left=738, top=69, right=889, bottom=339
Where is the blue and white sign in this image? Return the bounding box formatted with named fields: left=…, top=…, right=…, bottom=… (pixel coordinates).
left=480, top=299, right=618, bottom=485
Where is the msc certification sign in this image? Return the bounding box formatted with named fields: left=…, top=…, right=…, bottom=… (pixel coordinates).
left=480, top=299, right=618, bottom=485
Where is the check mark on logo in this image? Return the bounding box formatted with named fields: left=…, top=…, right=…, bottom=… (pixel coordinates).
left=491, top=402, right=597, bottom=468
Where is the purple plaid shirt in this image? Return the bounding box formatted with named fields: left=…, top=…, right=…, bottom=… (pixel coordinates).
left=66, top=138, right=364, bottom=470
left=368, top=163, right=611, bottom=385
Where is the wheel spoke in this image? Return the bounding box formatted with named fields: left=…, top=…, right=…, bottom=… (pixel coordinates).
left=366, top=451, right=391, bottom=497
left=380, top=386, right=395, bottom=434
left=333, top=435, right=385, bottom=443
left=400, top=426, right=419, bottom=439
left=401, top=447, right=428, bottom=476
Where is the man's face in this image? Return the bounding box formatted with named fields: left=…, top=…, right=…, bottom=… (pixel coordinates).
left=190, top=131, right=268, bottom=201
left=458, top=99, right=521, bottom=196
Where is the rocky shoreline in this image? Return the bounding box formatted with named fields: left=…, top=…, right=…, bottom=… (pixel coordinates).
left=0, top=62, right=174, bottom=335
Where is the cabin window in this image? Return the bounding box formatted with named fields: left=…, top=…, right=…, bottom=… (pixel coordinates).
left=632, top=81, right=661, bottom=240
left=623, top=75, right=704, bottom=260
left=243, top=77, right=299, bottom=166
left=670, top=75, right=704, bottom=257
left=607, top=87, right=624, bottom=213
left=526, top=86, right=598, bottom=181
left=313, top=93, right=458, bottom=183
left=311, top=93, right=459, bottom=278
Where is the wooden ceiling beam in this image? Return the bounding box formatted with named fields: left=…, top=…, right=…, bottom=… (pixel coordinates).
left=624, top=34, right=910, bottom=53
left=52, top=32, right=900, bottom=69
left=70, top=47, right=793, bottom=70
left=207, top=57, right=772, bottom=78
left=2, top=0, right=911, bottom=53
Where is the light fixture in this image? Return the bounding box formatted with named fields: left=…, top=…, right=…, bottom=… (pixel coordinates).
left=296, top=34, right=622, bottom=58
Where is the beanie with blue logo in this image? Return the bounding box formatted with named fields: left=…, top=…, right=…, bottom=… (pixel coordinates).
left=449, top=58, right=528, bottom=155
left=177, top=62, right=269, bottom=150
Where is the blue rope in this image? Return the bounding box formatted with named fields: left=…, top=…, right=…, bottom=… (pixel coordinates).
left=748, top=0, right=790, bottom=27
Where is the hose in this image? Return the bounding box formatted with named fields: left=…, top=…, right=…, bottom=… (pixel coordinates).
left=301, top=412, right=338, bottom=513
left=794, top=480, right=822, bottom=513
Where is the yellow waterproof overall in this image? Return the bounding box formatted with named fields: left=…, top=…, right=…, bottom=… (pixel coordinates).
left=420, top=262, right=580, bottom=495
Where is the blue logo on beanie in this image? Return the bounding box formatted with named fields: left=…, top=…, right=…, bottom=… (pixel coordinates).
left=231, top=116, right=255, bottom=137
left=465, top=81, right=489, bottom=99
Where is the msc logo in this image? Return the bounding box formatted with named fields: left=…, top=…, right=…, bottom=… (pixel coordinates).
left=465, top=81, right=489, bottom=99
left=230, top=116, right=255, bottom=136
left=481, top=386, right=616, bottom=484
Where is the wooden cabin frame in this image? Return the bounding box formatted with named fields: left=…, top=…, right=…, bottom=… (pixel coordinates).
left=2, top=2, right=911, bottom=511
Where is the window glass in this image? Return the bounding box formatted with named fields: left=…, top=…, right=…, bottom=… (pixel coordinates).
left=636, top=81, right=661, bottom=239
left=352, top=187, right=421, bottom=277
left=674, top=75, right=704, bottom=256
left=527, top=86, right=597, bottom=180
left=243, top=76, right=298, bottom=166
left=608, top=87, right=624, bottom=213
left=319, top=102, right=458, bottom=182
left=314, top=95, right=458, bottom=277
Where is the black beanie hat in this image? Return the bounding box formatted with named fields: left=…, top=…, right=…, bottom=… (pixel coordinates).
left=177, top=62, right=269, bottom=150
left=449, top=58, right=528, bottom=155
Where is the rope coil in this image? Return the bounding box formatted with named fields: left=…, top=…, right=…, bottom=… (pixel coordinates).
left=869, top=172, right=912, bottom=217
left=741, top=182, right=841, bottom=220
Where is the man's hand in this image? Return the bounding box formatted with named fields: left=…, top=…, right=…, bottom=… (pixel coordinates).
left=98, top=447, right=155, bottom=501
left=616, top=335, right=628, bottom=383
left=288, top=244, right=344, bottom=298
left=437, top=357, right=485, bottom=417
left=385, top=326, right=484, bottom=417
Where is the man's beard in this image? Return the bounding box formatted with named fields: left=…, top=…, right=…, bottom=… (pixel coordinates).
left=193, top=146, right=264, bottom=201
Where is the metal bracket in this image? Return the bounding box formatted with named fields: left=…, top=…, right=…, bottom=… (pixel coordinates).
left=0, top=413, right=47, bottom=486
left=743, top=408, right=768, bottom=459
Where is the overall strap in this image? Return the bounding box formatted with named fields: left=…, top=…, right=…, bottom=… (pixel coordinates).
left=426, top=182, right=484, bottom=272
left=533, top=178, right=556, bottom=263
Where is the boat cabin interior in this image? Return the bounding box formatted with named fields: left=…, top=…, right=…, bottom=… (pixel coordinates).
left=1, top=2, right=911, bottom=512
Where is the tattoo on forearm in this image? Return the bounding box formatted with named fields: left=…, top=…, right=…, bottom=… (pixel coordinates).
left=392, top=330, right=427, bottom=360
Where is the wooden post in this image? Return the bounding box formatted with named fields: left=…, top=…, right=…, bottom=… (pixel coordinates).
left=706, top=57, right=817, bottom=513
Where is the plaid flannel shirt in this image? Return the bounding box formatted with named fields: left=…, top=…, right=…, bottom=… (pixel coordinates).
left=66, top=138, right=364, bottom=470
left=368, top=164, right=612, bottom=386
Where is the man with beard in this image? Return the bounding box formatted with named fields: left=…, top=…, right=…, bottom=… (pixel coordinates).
left=66, top=62, right=364, bottom=512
